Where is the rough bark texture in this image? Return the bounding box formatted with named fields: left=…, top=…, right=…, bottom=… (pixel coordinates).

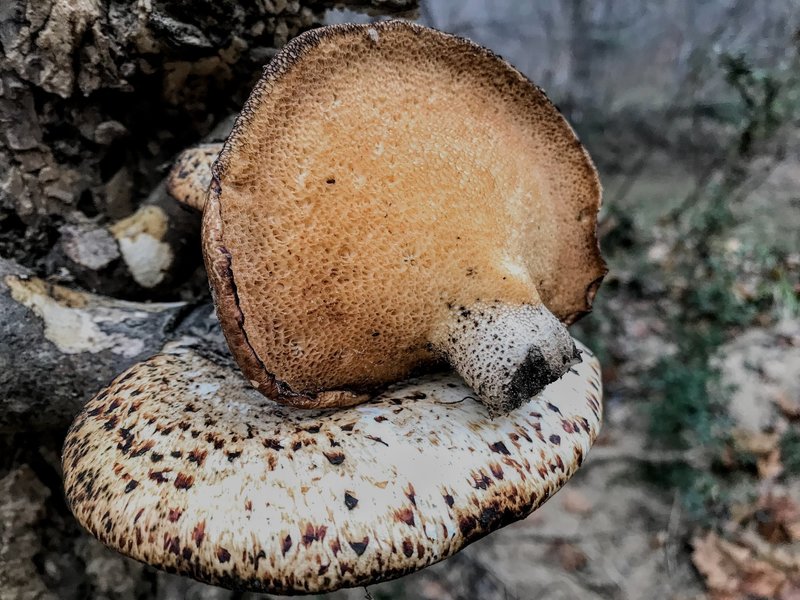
left=0, top=257, right=231, bottom=431
left=0, top=0, right=416, bottom=298
left=0, top=0, right=417, bottom=428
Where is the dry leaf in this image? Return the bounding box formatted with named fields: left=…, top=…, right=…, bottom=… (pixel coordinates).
left=758, top=448, right=784, bottom=481
left=561, top=489, right=593, bottom=515
left=691, top=532, right=739, bottom=595
left=775, top=391, right=800, bottom=420
left=552, top=540, right=588, bottom=572
left=692, top=530, right=800, bottom=599
left=733, top=429, right=780, bottom=456
left=756, top=493, right=800, bottom=543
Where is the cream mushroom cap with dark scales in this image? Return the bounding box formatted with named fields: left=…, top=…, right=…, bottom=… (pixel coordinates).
left=63, top=341, right=602, bottom=594
left=196, top=20, right=605, bottom=414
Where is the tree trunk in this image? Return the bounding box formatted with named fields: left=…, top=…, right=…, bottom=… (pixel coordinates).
left=0, top=2, right=417, bottom=597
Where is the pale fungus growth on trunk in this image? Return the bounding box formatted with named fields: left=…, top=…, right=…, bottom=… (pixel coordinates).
left=63, top=20, right=607, bottom=594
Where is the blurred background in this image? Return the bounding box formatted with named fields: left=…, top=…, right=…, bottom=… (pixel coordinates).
left=1, top=1, right=799, bottom=598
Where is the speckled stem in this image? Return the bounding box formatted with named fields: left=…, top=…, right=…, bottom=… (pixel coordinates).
left=430, top=302, right=579, bottom=415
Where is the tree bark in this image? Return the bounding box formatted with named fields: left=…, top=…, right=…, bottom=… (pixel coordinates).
left=0, top=0, right=416, bottom=297
left=0, top=0, right=418, bottom=431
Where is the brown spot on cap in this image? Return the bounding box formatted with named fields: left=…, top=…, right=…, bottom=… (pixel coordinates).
left=217, top=547, right=231, bottom=563
left=405, top=483, right=416, bottom=506
left=164, top=535, right=180, bottom=555
left=489, top=441, right=511, bottom=455
left=149, top=470, right=169, bottom=484
left=490, top=463, right=505, bottom=480
left=174, top=473, right=194, bottom=490
left=187, top=449, right=207, bottom=465
left=192, top=521, right=205, bottom=547
left=263, top=438, right=283, bottom=451
left=302, top=523, right=328, bottom=546
left=344, top=492, right=358, bottom=510
left=395, top=507, right=415, bottom=527
left=323, top=451, right=345, bottom=465
left=130, top=440, right=155, bottom=458
left=348, top=537, right=369, bottom=556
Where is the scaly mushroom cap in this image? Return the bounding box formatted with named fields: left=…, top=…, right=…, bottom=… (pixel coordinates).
left=168, top=144, right=221, bottom=212
left=63, top=341, right=601, bottom=594
left=204, top=21, right=605, bottom=412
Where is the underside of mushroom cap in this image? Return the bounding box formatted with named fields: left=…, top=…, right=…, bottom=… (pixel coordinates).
left=63, top=340, right=602, bottom=594
left=204, top=20, right=606, bottom=409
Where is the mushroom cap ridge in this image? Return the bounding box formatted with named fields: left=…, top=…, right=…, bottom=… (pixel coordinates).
left=62, top=340, right=602, bottom=594
left=204, top=20, right=606, bottom=407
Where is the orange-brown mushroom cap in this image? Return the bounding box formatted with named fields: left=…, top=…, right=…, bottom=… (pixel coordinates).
left=204, top=21, right=606, bottom=410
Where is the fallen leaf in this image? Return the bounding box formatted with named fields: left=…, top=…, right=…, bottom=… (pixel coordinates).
left=561, top=489, right=593, bottom=515
left=757, top=448, right=784, bottom=481
left=733, top=429, right=780, bottom=456
left=552, top=540, right=588, bottom=572
left=756, top=493, right=800, bottom=543
left=775, top=391, right=800, bottom=420
left=691, top=532, right=738, bottom=596
left=692, top=530, right=799, bottom=599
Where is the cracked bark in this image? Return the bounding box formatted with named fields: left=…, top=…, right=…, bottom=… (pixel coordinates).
left=0, top=0, right=418, bottom=432
left=0, top=0, right=417, bottom=297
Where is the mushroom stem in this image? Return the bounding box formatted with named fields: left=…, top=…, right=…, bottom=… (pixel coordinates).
left=430, top=302, right=580, bottom=415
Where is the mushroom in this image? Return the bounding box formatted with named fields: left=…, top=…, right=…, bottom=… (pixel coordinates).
left=168, top=143, right=222, bottom=213
left=63, top=20, right=607, bottom=593
left=168, top=20, right=605, bottom=415
left=63, top=340, right=602, bottom=594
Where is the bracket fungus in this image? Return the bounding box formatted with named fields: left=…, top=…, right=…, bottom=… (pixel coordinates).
left=63, top=20, right=607, bottom=594
left=63, top=341, right=602, bottom=593
left=168, top=20, right=605, bottom=414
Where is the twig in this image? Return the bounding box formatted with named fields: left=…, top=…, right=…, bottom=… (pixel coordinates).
left=514, top=529, right=622, bottom=544
left=584, top=447, right=711, bottom=470
left=665, top=489, right=682, bottom=578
